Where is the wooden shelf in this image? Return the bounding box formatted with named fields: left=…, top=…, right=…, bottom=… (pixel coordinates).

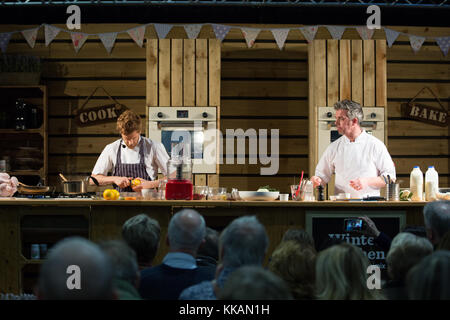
left=0, top=128, right=44, bottom=134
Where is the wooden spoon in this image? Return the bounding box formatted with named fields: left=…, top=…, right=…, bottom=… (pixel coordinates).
left=59, top=173, right=68, bottom=182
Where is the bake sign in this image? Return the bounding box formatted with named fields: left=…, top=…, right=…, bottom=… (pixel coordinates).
left=401, top=102, right=448, bottom=127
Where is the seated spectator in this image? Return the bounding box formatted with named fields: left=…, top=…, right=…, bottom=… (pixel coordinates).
left=401, top=225, right=427, bottom=238
left=407, top=250, right=450, bottom=300
left=139, top=209, right=214, bottom=300
left=436, top=231, right=450, bottom=251
left=359, top=216, right=392, bottom=252
left=122, top=214, right=160, bottom=270
left=423, top=200, right=450, bottom=247
left=218, top=266, right=293, bottom=300
left=179, top=215, right=268, bottom=300
left=281, top=228, right=315, bottom=250
left=383, top=232, right=433, bottom=300
left=37, top=237, right=115, bottom=300
left=315, top=242, right=383, bottom=300
left=268, top=240, right=316, bottom=299
left=196, top=227, right=219, bottom=268
left=99, top=240, right=142, bottom=300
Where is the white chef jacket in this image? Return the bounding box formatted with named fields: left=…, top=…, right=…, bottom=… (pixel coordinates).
left=92, top=136, right=169, bottom=180
left=315, top=130, right=396, bottom=198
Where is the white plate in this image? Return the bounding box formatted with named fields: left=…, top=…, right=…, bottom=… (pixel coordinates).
left=238, top=191, right=280, bottom=201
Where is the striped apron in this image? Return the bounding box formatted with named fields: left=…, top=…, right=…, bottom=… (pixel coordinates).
left=113, top=139, right=152, bottom=192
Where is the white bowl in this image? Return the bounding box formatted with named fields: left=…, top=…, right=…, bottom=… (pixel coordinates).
left=238, top=191, right=280, bottom=201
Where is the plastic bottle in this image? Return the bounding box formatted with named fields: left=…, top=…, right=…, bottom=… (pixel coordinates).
left=410, top=166, right=423, bottom=201
left=425, top=166, right=439, bottom=201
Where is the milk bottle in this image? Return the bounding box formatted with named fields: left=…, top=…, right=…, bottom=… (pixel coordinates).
left=410, top=166, right=423, bottom=201
left=425, top=166, right=439, bottom=201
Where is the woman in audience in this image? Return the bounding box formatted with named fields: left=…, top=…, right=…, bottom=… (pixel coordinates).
left=383, top=232, right=433, bottom=300
left=315, top=242, right=383, bottom=300
left=268, top=240, right=316, bottom=299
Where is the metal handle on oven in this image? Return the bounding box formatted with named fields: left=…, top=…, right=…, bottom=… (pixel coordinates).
left=326, top=121, right=377, bottom=130
left=157, top=121, right=208, bottom=129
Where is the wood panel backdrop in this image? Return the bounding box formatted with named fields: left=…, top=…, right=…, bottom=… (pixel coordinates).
left=0, top=24, right=448, bottom=193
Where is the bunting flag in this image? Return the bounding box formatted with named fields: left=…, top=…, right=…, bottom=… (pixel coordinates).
left=154, top=23, right=173, bottom=39
left=21, top=27, right=39, bottom=49
left=0, top=32, right=12, bottom=53
left=435, top=37, right=450, bottom=56
left=127, top=25, right=146, bottom=47
left=326, top=26, right=346, bottom=40
left=184, top=24, right=203, bottom=39
left=241, top=28, right=260, bottom=48
left=45, top=24, right=60, bottom=46
left=356, top=26, right=375, bottom=40
left=409, top=35, right=426, bottom=53
left=71, top=32, right=88, bottom=53
left=300, top=26, right=318, bottom=43
left=99, top=32, right=117, bottom=54
left=212, top=24, right=231, bottom=42
left=271, top=28, right=290, bottom=50
left=384, top=28, right=400, bottom=48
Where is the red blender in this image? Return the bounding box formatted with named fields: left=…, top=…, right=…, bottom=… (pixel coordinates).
left=165, top=157, right=193, bottom=200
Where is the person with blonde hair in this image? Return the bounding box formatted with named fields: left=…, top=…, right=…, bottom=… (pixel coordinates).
left=91, top=110, right=169, bottom=192
left=315, top=242, right=383, bottom=300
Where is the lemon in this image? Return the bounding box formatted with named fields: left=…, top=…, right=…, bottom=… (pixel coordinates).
left=103, top=189, right=114, bottom=200
left=131, top=179, right=141, bottom=187
left=111, top=189, right=120, bottom=200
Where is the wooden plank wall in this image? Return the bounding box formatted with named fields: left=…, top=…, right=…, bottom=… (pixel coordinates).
left=0, top=24, right=448, bottom=192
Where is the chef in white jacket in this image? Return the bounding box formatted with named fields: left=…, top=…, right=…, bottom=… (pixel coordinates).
left=310, top=100, right=396, bottom=199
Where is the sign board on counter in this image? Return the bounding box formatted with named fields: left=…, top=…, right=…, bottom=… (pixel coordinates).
left=306, top=211, right=406, bottom=279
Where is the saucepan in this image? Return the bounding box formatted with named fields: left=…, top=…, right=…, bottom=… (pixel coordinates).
left=59, top=173, right=100, bottom=195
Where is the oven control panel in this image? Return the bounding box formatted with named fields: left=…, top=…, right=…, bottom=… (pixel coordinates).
left=148, top=107, right=217, bottom=121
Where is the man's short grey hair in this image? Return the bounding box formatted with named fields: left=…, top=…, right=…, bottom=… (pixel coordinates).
left=168, top=209, right=206, bottom=252
left=423, top=201, right=450, bottom=241
left=386, top=232, right=433, bottom=282
left=122, top=214, right=160, bottom=265
left=38, top=237, right=114, bottom=300
left=99, top=240, right=139, bottom=284
left=220, top=215, right=269, bottom=268
left=334, top=99, right=364, bottom=124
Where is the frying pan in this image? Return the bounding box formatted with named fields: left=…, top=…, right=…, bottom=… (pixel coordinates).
left=17, top=182, right=54, bottom=195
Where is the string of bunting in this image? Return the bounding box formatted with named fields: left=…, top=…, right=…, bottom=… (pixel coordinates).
left=0, top=23, right=449, bottom=56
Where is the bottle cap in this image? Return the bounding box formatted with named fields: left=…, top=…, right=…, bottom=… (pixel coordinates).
left=428, top=166, right=434, bottom=168
left=414, top=166, right=420, bottom=168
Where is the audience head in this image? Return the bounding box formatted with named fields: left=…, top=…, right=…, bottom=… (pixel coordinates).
left=407, top=250, right=450, bottom=300
left=168, top=209, right=206, bottom=254
left=197, top=227, right=219, bottom=262
left=436, top=231, right=450, bottom=251
left=423, top=200, right=450, bottom=245
left=268, top=240, right=316, bottom=299
left=122, top=214, right=160, bottom=268
left=282, top=228, right=315, bottom=251
left=401, top=225, right=427, bottom=238
left=315, top=242, right=381, bottom=300
left=218, top=266, right=293, bottom=300
left=219, top=215, right=269, bottom=268
left=38, top=237, right=114, bottom=300
left=99, top=240, right=139, bottom=287
left=386, top=232, right=433, bottom=283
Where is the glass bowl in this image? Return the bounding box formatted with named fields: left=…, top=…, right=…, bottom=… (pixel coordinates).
left=208, top=187, right=227, bottom=200
left=193, top=186, right=209, bottom=200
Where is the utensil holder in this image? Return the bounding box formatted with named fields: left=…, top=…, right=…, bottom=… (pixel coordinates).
left=386, top=183, right=400, bottom=201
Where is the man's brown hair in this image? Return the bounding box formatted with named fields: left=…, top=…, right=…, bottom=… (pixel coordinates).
left=116, top=110, right=141, bottom=135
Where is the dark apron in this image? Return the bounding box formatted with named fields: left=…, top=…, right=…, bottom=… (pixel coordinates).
left=112, top=138, right=152, bottom=192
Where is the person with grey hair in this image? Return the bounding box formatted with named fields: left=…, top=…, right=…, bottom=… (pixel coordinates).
left=218, top=266, right=293, bottom=300
left=179, top=215, right=269, bottom=300
left=407, top=250, right=450, bottom=300
left=37, top=237, right=115, bottom=300
left=99, top=240, right=142, bottom=300
left=423, top=200, right=450, bottom=246
left=311, top=99, right=395, bottom=199
left=139, top=209, right=215, bottom=300
left=122, top=213, right=160, bottom=270
left=383, top=232, right=433, bottom=300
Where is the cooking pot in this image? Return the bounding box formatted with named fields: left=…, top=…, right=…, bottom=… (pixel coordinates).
left=60, top=175, right=99, bottom=195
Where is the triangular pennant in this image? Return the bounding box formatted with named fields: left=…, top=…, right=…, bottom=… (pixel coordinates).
left=127, top=26, right=146, bottom=47
left=356, top=26, right=375, bottom=40
left=409, top=35, right=426, bottom=54
left=384, top=28, right=400, bottom=48
left=184, top=24, right=203, bottom=39
left=300, top=26, right=318, bottom=43
left=154, top=24, right=173, bottom=39
left=70, top=32, right=88, bottom=53
left=271, top=29, right=290, bottom=50
left=0, top=32, right=12, bottom=53
left=241, top=28, right=260, bottom=48
left=212, top=24, right=231, bottom=42
left=99, top=32, right=117, bottom=54
left=45, top=24, right=60, bottom=47
left=435, top=37, right=450, bottom=57
left=21, top=27, right=39, bottom=49
left=326, top=26, right=346, bottom=40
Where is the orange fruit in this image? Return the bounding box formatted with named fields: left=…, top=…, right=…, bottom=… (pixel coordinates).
left=131, top=179, right=141, bottom=187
